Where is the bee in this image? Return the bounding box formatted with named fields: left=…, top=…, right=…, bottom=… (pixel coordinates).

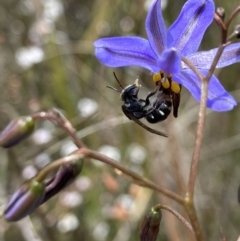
left=107, top=73, right=176, bottom=137
left=143, top=87, right=172, bottom=124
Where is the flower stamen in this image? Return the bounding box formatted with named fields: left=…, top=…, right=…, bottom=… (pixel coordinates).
left=171, top=81, right=181, bottom=94
left=153, top=71, right=181, bottom=94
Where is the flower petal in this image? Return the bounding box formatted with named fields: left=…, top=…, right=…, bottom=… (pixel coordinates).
left=157, top=48, right=181, bottom=74
left=168, top=0, right=214, bottom=56
left=94, top=37, right=159, bottom=72
left=183, top=43, right=240, bottom=69
left=146, top=0, right=167, bottom=55
left=174, top=69, right=237, bottom=111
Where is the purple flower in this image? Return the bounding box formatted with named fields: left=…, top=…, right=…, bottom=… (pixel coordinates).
left=94, top=0, right=240, bottom=111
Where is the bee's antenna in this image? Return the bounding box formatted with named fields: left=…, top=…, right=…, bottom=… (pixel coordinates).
left=113, top=72, right=124, bottom=90
left=106, top=85, right=121, bottom=92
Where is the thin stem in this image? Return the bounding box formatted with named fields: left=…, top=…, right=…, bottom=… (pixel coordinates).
left=32, top=109, right=185, bottom=204
left=154, top=204, right=194, bottom=235
left=187, top=21, right=232, bottom=200
left=184, top=79, right=208, bottom=241
left=214, top=13, right=226, bottom=31
left=32, top=110, right=86, bottom=149
left=225, top=6, right=240, bottom=29
left=184, top=200, right=205, bottom=241
left=181, top=57, right=204, bottom=81
left=79, top=148, right=185, bottom=205
left=182, top=14, right=233, bottom=240
left=183, top=7, right=240, bottom=240
left=205, top=45, right=225, bottom=81
left=187, top=80, right=208, bottom=198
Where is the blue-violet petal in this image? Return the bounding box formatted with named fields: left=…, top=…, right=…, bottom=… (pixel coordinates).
left=175, top=69, right=237, bottom=111
left=146, top=0, right=167, bottom=55
left=167, top=0, right=214, bottom=56
left=184, top=43, right=240, bottom=69
left=94, top=37, right=159, bottom=72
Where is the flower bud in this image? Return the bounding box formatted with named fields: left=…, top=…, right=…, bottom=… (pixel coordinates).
left=41, top=159, right=84, bottom=204
left=216, top=7, right=225, bottom=20
left=234, top=25, right=240, bottom=38
left=4, top=180, right=45, bottom=222
left=139, top=207, right=162, bottom=241
left=0, top=116, right=35, bottom=148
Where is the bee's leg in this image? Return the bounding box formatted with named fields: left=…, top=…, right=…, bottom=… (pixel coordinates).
left=145, top=87, right=158, bottom=106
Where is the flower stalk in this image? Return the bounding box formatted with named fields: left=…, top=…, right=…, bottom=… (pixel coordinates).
left=154, top=204, right=194, bottom=235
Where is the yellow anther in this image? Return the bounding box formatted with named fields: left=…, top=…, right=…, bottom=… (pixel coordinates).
left=171, top=81, right=181, bottom=94
left=153, top=73, right=161, bottom=83
left=162, top=79, right=170, bottom=89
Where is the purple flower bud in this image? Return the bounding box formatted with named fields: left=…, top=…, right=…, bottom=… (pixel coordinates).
left=139, top=207, right=162, bottom=241
left=4, top=180, right=45, bottom=222
left=41, top=159, right=83, bottom=204
left=0, top=116, right=35, bottom=148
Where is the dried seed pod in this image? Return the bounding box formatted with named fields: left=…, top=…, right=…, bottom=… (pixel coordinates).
left=4, top=180, right=45, bottom=222
left=139, top=207, right=162, bottom=241
left=0, top=116, right=35, bottom=148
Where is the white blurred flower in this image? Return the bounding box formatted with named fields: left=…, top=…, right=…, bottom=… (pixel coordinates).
left=127, top=143, right=147, bottom=164
left=42, top=0, right=63, bottom=23
left=75, top=176, right=92, bottom=191
left=77, top=98, right=98, bottom=118
left=93, top=222, right=110, bottom=241
left=34, top=153, right=51, bottom=168
left=22, top=165, right=37, bottom=180
left=94, top=145, right=121, bottom=166
left=57, top=213, right=79, bottom=233
left=59, top=191, right=83, bottom=207
left=32, top=128, right=53, bottom=145
left=15, top=46, right=44, bottom=68
left=116, top=194, right=134, bottom=210
left=60, top=140, right=78, bottom=157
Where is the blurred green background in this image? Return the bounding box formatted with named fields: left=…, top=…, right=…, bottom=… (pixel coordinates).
left=0, top=0, right=240, bottom=240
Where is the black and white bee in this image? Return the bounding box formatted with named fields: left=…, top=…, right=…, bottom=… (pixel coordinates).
left=107, top=73, right=173, bottom=137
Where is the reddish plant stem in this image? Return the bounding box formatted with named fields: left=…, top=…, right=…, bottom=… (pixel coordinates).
left=32, top=110, right=86, bottom=149
left=182, top=6, right=240, bottom=240
left=187, top=79, right=208, bottom=198
left=154, top=204, right=194, bottom=235
left=80, top=148, right=185, bottom=204
left=32, top=110, right=185, bottom=204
